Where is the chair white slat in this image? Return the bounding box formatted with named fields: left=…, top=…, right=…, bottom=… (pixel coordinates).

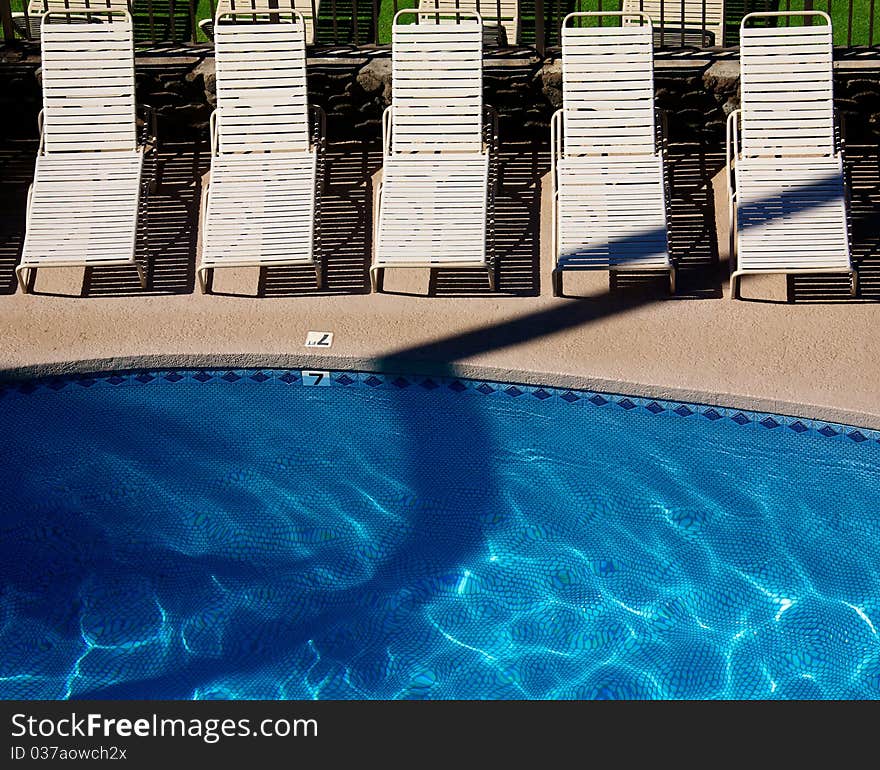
left=374, top=19, right=488, bottom=275
left=740, top=24, right=835, bottom=158
left=556, top=154, right=669, bottom=270
left=555, top=18, right=670, bottom=277
left=390, top=20, right=483, bottom=155
left=201, top=19, right=318, bottom=276
left=561, top=23, right=656, bottom=156
left=20, top=151, right=142, bottom=269
left=40, top=16, right=136, bottom=153
left=215, top=21, right=310, bottom=153
left=375, top=154, right=488, bottom=266
left=729, top=18, right=851, bottom=289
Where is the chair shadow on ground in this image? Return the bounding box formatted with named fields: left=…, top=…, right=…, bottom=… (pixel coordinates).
left=0, top=138, right=38, bottom=295
left=784, top=145, right=880, bottom=303
left=0, top=140, right=207, bottom=298
left=607, top=141, right=725, bottom=300
left=253, top=141, right=378, bottom=297
left=81, top=141, right=207, bottom=297
left=0, top=136, right=877, bottom=303
left=428, top=142, right=545, bottom=298
left=393, top=140, right=724, bottom=300
left=0, top=139, right=378, bottom=298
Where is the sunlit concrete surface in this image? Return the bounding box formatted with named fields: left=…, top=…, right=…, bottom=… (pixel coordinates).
left=0, top=141, right=878, bottom=428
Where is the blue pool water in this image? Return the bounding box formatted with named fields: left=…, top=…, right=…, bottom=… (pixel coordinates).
left=1, top=369, right=879, bottom=700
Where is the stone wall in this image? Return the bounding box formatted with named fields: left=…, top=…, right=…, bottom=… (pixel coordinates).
left=1, top=45, right=879, bottom=147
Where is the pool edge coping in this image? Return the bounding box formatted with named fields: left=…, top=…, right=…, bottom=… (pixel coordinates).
left=2, top=352, right=880, bottom=433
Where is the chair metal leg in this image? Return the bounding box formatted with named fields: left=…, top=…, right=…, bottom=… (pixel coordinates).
left=669, top=266, right=676, bottom=295
left=136, top=261, right=147, bottom=289
left=851, top=268, right=859, bottom=297
left=15, top=265, right=31, bottom=294
left=729, top=270, right=742, bottom=300
left=551, top=269, right=563, bottom=297
left=315, top=260, right=324, bottom=290
left=488, top=263, right=497, bottom=292
left=197, top=266, right=211, bottom=294
left=370, top=266, right=384, bottom=293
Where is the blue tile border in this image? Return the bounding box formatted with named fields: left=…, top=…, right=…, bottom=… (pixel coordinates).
left=2, top=368, right=879, bottom=448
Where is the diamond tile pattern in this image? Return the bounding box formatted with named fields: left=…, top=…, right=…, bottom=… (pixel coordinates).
left=2, top=369, right=877, bottom=448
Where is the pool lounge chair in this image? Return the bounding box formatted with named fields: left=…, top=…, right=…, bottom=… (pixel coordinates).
left=416, top=0, right=519, bottom=45
left=12, top=0, right=130, bottom=40
left=16, top=11, right=153, bottom=294
left=727, top=12, right=856, bottom=300
left=197, top=11, right=325, bottom=293
left=372, top=11, right=497, bottom=293
left=551, top=12, right=673, bottom=296
left=622, top=0, right=725, bottom=47
left=198, top=0, right=320, bottom=44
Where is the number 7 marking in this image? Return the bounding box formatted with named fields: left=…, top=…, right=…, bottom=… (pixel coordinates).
left=302, top=370, right=330, bottom=386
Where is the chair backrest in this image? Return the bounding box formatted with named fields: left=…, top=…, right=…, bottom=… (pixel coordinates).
left=622, top=0, right=724, bottom=31
left=561, top=13, right=656, bottom=156
left=739, top=12, right=835, bottom=158
left=213, top=0, right=318, bottom=44
left=391, top=11, right=484, bottom=154
left=214, top=12, right=310, bottom=154
left=416, top=0, right=518, bottom=44
left=40, top=11, right=137, bottom=153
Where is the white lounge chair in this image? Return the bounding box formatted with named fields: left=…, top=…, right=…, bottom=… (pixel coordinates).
left=197, top=11, right=324, bottom=293
left=198, top=0, right=320, bottom=44
left=551, top=12, right=672, bottom=296
left=727, top=12, right=855, bottom=300
left=416, top=0, right=519, bottom=45
left=622, top=0, right=725, bottom=46
left=12, top=0, right=129, bottom=40
left=16, top=11, right=151, bottom=294
left=372, top=11, right=497, bottom=293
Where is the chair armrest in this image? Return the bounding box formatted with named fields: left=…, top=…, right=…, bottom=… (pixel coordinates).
left=36, top=109, right=44, bottom=154
left=310, top=104, right=327, bottom=195
left=655, top=107, right=669, bottom=156
left=725, top=108, right=741, bottom=203
left=138, top=103, right=157, bottom=150
left=549, top=108, right=563, bottom=180
left=835, top=107, right=846, bottom=156
left=483, top=104, right=499, bottom=156
left=382, top=105, right=393, bottom=158
left=309, top=104, right=326, bottom=152
left=209, top=110, right=218, bottom=157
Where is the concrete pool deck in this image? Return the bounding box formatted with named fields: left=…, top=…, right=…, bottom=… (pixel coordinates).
left=0, top=149, right=878, bottom=429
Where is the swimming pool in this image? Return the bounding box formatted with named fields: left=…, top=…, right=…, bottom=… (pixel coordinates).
left=1, top=369, right=879, bottom=699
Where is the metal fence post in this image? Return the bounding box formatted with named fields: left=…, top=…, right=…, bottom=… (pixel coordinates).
left=534, top=0, right=545, bottom=55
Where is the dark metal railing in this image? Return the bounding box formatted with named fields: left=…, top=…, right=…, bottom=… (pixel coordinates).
left=2, top=0, right=879, bottom=50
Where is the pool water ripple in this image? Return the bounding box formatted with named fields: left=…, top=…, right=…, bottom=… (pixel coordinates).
left=0, top=371, right=878, bottom=699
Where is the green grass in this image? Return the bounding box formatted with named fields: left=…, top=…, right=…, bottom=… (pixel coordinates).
left=377, top=0, right=416, bottom=43
left=568, top=0, right=876, bottom=45
left=9, top=0, right=880, bottom=46
left=773, top=0, right=876, bottom=46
